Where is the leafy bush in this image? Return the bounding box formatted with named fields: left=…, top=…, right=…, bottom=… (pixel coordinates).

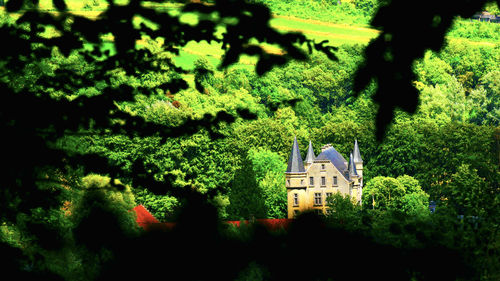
left=362, top=175, right=429, bottom=216
left=133, top=188, right=179, bottom=222
left=254, top=0, right=375, bottom=25
left=448, top=19, right=500, bottom=42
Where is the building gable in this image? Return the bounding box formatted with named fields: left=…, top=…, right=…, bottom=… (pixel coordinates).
left=306, top=161, right=350, bottom=187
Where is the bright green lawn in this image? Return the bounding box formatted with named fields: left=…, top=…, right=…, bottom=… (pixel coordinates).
left=3, top=1, right=497, bottom=71
left=1, top=0, right=379, bottom=70
left=270, top=17, right=379, bottom=39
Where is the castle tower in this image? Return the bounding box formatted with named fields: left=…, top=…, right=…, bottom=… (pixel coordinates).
left=348, top=152, right=362, bottom=203
left=348, top=151, right=360, bottom=188
left=352, top=139, right=363, bottom=204
left=285, top=136, right=307, bottom=218
left=348, top=152, right=358, bottom=178
left=304, top=140, right=315, bottom=170
left=353, top=139, right=363, bottom=184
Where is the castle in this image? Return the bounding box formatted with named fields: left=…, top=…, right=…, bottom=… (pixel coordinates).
left=285, top=137, right=363, bottom=218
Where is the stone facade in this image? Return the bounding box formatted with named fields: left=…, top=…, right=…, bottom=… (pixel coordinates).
left=285, top=138, right=363, bottom=218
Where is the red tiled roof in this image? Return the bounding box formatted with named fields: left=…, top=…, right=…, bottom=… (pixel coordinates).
left=133, top=205, right=175, bottom=231
left=133, top=205, right=159, bottom=227
left=219, top=219, right=292, bottom=231
left=133, top=205, right=292, bottom=232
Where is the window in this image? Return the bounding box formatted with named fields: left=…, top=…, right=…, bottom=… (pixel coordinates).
left=333, top=176, right=338, bottom=186
left=314, top=193, right=322, bottom=206
left=321, top=164, right=325, bottom=170
left=321, top=176, right=326, bottom=186
left=326, top=192, right=332, bottom=200
left=293, top=193, right=299, bottom=206
left=300, top=179, right=304, bottom=186
left=309, top=177, right=314, bottom=186
left=287, top=179, right=290, bottom=186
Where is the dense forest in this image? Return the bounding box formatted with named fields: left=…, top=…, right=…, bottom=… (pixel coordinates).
left=0, top=0, right=498, bottom=280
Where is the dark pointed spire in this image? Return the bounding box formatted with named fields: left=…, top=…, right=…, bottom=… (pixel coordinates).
left=305, top=140, right=315, bottom=164
left=348, top=152, right=358, bottom=177
left=286, top=136, right=305, bottom=173
left=353, top=139, right=363, bottom=163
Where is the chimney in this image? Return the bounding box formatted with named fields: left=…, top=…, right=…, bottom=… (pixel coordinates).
left=321, top=143, right=332, bottom=152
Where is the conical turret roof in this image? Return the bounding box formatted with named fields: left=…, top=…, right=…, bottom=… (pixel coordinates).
left=286, top=136, right=305, bottom=173
left=304, top=140, right=315, bottom=164
left=348, top=152, right=358, bottom=177
left=353, top=139, right=363, bottom=163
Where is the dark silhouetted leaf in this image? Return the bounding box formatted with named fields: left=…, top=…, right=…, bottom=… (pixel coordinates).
left=52, top=0, right=66, bottom=11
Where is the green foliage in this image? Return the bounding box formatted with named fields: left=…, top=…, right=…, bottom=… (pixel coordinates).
left=80, top=174, right=136, bottom=210
left=417, top=123, right=497, bottom=198
left=363, top=176, right=406, bottom=210
left=133, top=188, right=178, bottom=222
left=235, top=261, right=269, bottom=281
left=313, top=119, right=375, bottom=158
left=367, top=119, right=497, bottom=201
left=444, top=164, right=489, bottom=216
left=414, top=50, right=454, bottom=86
left=0, top=172, right=142, bottom=281
left=419, top=77, right=470, bottom=124
left=325, top=192, right=363, bottom=231
left=367, top=119, right=423, bottom=178
left=448, top=20, right=500, bottom=42
left=397, top=175, right=431, bottom=217
left=227, top=148, right=287, bottom=219
left=72, top=174, right=139, bottom=245
left=474, top=70, right=500, bottom=125
left=247, top=148, right=285, bottom=181
left=484, top=2, right=500, bottom=14
left=251, top=46, right=367, bottom=119
left=259, top=172, right=287, bottom=218
left=193, top=57, right=217, bottom=93
left=248, top=148, right=287, bottom=218
left=227, top=157, right=266, bottom=220
left=322, top=187, right=499, bottom=281
left=439, top=41, right=499, bottom=94
left=55, top=174, right=141, bottom=280
left=228, top=117, right=296, bottom=161
left=362, top=175, right=429, bottom=216
left=352, top=0, right=380, bottom=17
left=219, top=68, right=253, bottom=92
left=255, top=0, right=376, bottom=25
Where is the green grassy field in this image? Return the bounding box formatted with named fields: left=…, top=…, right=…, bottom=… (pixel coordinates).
left=0, top=1, right=378, bottom=71
left=1, top=1, right=497, bottom=72
left=172, top=11, right=380, bottom=70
